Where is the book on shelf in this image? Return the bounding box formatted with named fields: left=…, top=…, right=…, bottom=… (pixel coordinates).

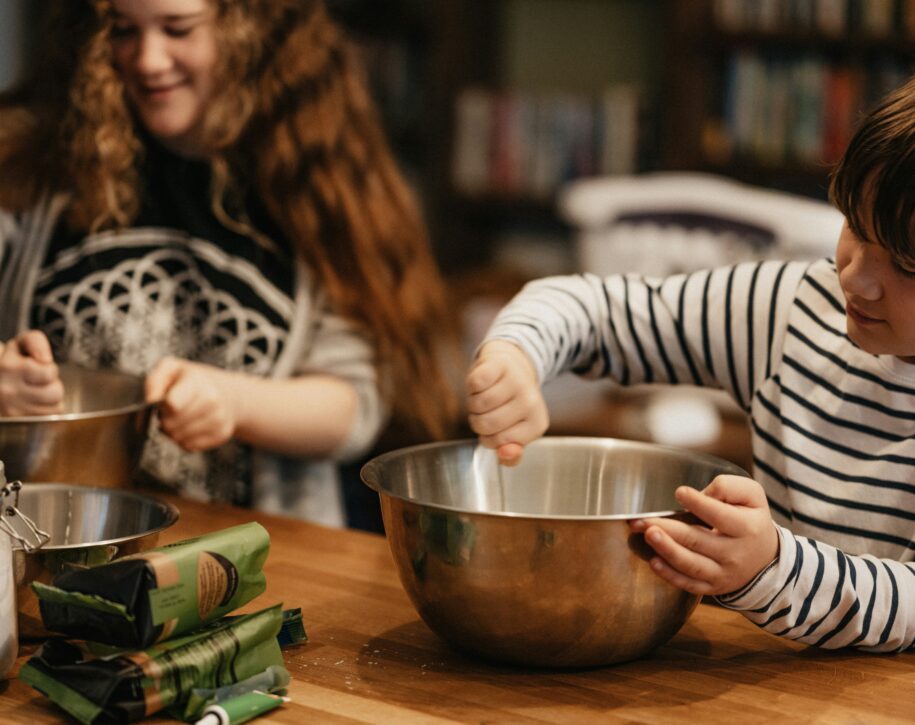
left=905, top=0, right=915, bottom=38
left=600, top=86, right=639, bottom=178
left=789, top=57, right=825, bottom=164
left=815, top=0, right=849, bottom=36
left=859, top=0, right=896, bottom=37
left=821, top=65, right=861, bottom=164
left=452, top=88, right=492, bottom=196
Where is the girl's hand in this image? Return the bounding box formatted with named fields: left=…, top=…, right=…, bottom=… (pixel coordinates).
left=465, top=340, right=549, bottom=466
left=145, top=357, right=243, bottom=452
left=629, top=475, right=779, bottom=596
left=0, top=330, right=64, bottom=416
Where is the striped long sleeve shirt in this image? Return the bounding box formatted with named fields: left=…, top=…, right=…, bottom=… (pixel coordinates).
left=485, top=258, right=915, bottom=652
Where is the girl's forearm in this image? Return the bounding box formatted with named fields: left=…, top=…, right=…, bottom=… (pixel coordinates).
left=229, top=373, right=360, bottom=457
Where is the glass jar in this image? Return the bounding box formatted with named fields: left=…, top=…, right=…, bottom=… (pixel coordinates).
left=0, top=462, right=49, bottom=679
left=0, top=524, right=14, bottom=679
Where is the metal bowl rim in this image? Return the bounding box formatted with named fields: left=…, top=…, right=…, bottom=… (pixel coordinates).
left=0, top=399, right=153, bottom=423
left=379, top=495, right=686, bottom=522
left=360, top=436, right=748, bottom=522
left=0, top=363, right=151, bottom=422
left=10, top=483, right=180, bottom=551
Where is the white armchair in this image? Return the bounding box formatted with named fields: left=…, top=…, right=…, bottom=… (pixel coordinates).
left=561, top=171, right=843, bottom=278
left=545, top=172, right=844, bottom=460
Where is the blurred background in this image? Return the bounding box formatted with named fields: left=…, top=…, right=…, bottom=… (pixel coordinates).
left=323, top=0, right=909, bottom=271
left=2, top=0, right=911, bottom=526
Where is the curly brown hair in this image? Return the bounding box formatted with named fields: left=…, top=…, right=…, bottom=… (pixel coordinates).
left=0, top=0, right=457, bottom=441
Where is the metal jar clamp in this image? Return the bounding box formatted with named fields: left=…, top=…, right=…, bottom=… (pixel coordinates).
left=1, top=459, right=49, bottom=679
left=0, top=463, right=49, bottom=552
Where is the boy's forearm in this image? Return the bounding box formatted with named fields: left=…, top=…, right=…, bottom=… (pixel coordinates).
left=718, top=525, right=915, bottom=651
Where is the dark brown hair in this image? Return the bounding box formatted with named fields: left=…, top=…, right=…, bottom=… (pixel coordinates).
left=0, top=0, right=457, bottom=440
left=830, top=75, right=915, bottom=267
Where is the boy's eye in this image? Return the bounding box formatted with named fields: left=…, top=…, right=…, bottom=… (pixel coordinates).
left=893, top=259, right=915, bottom=278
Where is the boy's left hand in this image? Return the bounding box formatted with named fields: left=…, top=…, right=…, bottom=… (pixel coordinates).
left=145, top=357, right=242, bottom=452
left=629, top=475, right=779, bottom=596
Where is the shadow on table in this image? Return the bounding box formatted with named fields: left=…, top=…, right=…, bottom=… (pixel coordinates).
left=347, top=614, right=902, bottom=719
left=345, top=619, right=765, bottom=715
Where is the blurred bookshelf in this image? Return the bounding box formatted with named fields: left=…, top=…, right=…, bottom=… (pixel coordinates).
left=447, top=0, right=663, bottom=276
left=331, top=0, right=663, bottom=276
left=451, top=85, right=641, bottom=203
left=328, top=0, right=500, bottom=273
left=330, top=0, right=915, bottom=301
left=662, top=0, right=915, bottom=199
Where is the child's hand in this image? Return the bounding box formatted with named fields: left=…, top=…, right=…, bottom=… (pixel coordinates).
left=629, top=475, right=779, bottom=596
left=465, top=340, right=549, bottom=465
left=145, top=357, right=242, bottom=452
left=0, top=330, right=64, bottom=416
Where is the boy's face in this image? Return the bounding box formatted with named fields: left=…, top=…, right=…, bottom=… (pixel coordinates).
left=836, top=220, right=915, bottom=363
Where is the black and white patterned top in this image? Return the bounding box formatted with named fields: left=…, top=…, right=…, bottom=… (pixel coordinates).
left=24, top=142, right=374, bottom=511
left=486, top=259, right=915, bottom=652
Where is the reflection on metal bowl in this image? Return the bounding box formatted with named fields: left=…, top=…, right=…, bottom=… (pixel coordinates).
left=11, top=483, right=179, bottom=639
left=361, top=437, right=747, bottom=668
left=0, top=364, right=153, bottom=487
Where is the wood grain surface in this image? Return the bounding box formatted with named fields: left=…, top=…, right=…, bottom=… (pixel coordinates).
left=1, top=493, right=912, bottom=724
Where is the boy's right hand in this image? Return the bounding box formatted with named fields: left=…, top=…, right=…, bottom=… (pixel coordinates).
left=465, top=340, right=549, bottom=466
left=0, top=330, right=64, bottom=416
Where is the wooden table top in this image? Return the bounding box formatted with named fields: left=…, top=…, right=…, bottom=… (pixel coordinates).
left=2, top=493, right=913, bottom=724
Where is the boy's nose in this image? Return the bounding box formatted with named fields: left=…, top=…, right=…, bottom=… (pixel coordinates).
left=841, top=247, right=883, bottom=301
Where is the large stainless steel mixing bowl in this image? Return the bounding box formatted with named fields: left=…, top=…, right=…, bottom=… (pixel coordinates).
left=361, top=437, right=747, bottom=668
left=10, top=483, right=179, bottom=639
left=0, top=364, right=153, bottom=487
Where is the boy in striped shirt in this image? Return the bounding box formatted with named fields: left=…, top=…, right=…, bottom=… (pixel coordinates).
left=466, top=77, right=915, bottom=651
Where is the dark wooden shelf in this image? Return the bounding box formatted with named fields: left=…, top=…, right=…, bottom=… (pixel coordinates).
left=708, top=29, right=915, bottom=55
left=451, top=191, right=559, bottom=219
left=703, top=156, right=834, bottom=179
left=327, top=0, right=431, bottom=43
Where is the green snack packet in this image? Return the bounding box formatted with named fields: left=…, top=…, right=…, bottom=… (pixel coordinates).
left=18, top=603, right=285, bottom=725
left=32, top=522, right=270, bottom=649
left=84, top=607, right=306, bottom=658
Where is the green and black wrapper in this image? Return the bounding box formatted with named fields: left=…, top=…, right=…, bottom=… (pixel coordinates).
left=18, top=604, right=286, bottom=724
left=31, top=522, right=269, bottom=649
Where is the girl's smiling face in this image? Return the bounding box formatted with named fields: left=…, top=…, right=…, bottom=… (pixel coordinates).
left=109, top=0, right=218, bottom=157
left=835, top=219, right=915, bottom=363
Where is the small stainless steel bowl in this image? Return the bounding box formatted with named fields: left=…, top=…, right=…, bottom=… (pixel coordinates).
left=0, top=364, right=153, bottom=487
left=361, top=437, right=747, bottom=668
left=10, top=483, right=179, bottom=639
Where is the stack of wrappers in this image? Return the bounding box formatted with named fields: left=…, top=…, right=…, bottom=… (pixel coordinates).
left=18, top=522, right=306, bottom=724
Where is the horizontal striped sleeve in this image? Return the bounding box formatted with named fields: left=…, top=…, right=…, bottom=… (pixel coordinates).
left=718, top=525, right=915, bottom=651
left=484, top=276, right=611, bottom=383
left=485, top=262, right=809, bottom=397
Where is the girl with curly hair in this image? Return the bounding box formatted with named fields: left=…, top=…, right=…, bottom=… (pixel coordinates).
left=0, top=0, right=457, bottom=525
